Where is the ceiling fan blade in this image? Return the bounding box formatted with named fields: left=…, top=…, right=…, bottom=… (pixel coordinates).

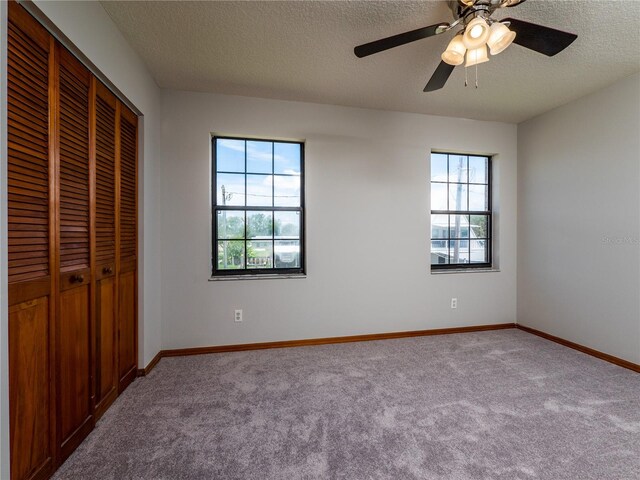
left=424, top=61, right=455, bottom=92
left=503, top=18, right=577, bottom=56
left=354, top=23, right=448, bottom=58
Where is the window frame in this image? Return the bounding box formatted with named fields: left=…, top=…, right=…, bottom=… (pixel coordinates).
left=430, top=152, right=492, bottom=271
left=211, top=135, right=306, bottom=277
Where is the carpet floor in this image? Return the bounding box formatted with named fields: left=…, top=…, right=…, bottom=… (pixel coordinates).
left=53, top=329, right=640, bottom=480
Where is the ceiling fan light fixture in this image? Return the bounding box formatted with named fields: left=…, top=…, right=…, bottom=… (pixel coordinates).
left=487, top=22, right=516, bottom=55
left=463, top=17, right=490, bottom=49
left=465, top=45, right=489, bottom=67
left=441, top=35, right=466, bottom=66
left=353, top=0, right=578, bottom=93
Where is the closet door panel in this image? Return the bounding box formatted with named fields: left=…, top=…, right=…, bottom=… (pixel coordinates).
left=94, top=82, right=118, bottom=416
left=56, top=46, right=94, bottom=461
left=7, top=3, right=54, bottom=479
left=7, top=5, right=50, bottom=286
left=119, top=110, right=137, bottom=263
left=58, top=285, right=90, bottom=441
left=117, top=106, right=138, bottom=392
left=97, top=276, right=116, bottom=398
left=117, top=269, right=136, bottom=389
left=9, top=298, right=50, bottom=480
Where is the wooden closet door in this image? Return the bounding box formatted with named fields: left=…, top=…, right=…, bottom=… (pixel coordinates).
left=117, top=105, right=138, bottom=393
left=93, top=81, right=118, bottom=418
left=7, top=3, right=55, bottom=479
left=55, top=46, right=94, bottom=461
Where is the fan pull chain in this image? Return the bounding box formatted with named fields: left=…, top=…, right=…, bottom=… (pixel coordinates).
left=463, top=65, right=480, bottom=88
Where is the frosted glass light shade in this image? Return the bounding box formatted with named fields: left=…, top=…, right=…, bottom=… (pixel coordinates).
left=487, top=22, right=516, bottom=55
left=466, top=45, right=489, bottom=67
left=441, top=35, right=466, bottom=66
left=463, top=17, right=490, bottom=49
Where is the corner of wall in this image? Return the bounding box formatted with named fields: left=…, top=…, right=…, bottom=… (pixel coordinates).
left=0, top=2, right=10, bottom=478
left=516, top=73, right=640, bottom=363
left=139, top=109, right=165, bottom=369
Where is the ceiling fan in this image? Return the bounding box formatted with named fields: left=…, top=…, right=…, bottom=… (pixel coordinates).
left=354, top=0, right=578, bottom=92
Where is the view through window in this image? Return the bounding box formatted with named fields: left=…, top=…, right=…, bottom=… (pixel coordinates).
left=212, top=137, right=304, bottom=275
left=430, top=152, right=491, bottom=269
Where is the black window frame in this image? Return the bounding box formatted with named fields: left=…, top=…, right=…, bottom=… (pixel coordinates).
left=430, top=152, right=492, bottom=270
left=212, top=135, right=306, bottom=276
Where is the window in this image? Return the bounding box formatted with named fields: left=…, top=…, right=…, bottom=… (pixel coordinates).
left=430, top=152, right=491, bottom=269
left=212, top=137, right=305, bottom=276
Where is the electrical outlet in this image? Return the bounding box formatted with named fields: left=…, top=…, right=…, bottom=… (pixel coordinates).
left=234, top=309, right=243, bottom=322
left=450, top=298, right=458, bottom=309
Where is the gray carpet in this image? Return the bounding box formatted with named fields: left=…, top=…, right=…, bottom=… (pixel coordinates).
left=53, top=329, right=640, bottom=480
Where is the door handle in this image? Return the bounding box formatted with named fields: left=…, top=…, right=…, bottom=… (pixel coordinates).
left=70, top=274, right=84, bottom=284
left=103, top=266, right=113, bottom=275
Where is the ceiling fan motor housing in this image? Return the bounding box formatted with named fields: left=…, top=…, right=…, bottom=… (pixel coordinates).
left=449, top=0, right=521, bottom=24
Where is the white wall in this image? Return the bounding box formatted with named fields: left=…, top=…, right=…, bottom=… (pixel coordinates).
left=1, top=2, right=10, bottom=477
left=160, top=91, right=518, bottom=349
left=32, top=1, right=164, bottom=369
left=518, top=73, right=640, bottom=364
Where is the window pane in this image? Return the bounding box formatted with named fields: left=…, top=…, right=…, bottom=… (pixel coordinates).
left=247, top=211, right=273, bottom=239
left=431, top=214, right=448, bottom=239
left=431, top=153, right=448, bottom=182
left=448, top=155, right=467, bottom=183
left=217, top=211, right=244, bottom=239
left=247, top=240, right=273, bottom=269
left=448, top=183, right=468, bottom=211
left=275, top=240, right=300, bottom=268
left=246, top=174, right=273, bottom=206
left=469, top=156, right=487, bottom=184
left=430, top=151, right=490, bottom=270
left=431, top=240, right=449, bottom=265
left=470, top=215, right=489, bottom=239
left=470, top=239, right=488, bottom=263
left=216, top=173, right=245, bottom=206
left=274, top=143, right=301, bottom=175
left=213, top=137, right=304, bottom=275
left=469, top=184, right=488, bottom=211
left=449, top=240, right=470, bottom=264
left=431, top=183, right=448, bottom=211
left=275, top=211, right=300, bottom=238
left=274, top=175, right=300, bottom=207
left=449, top=215, right=470, bottom=239
left=216, top=139, right=245, bottom=173
left=247, top=141, right=273, bottom=174
left=217, top=241, right=245, bottom=269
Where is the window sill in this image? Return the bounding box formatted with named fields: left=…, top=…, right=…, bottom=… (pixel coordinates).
left=431, top=268, right=500, bottom=275
left=209, top=273, right=307, bottom=281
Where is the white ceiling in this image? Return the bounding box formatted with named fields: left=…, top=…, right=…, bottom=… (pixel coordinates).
left=101, top=0, right=640, bottom=123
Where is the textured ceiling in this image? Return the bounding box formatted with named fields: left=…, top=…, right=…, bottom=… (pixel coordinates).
left=101, top=0, right=640, bottom=123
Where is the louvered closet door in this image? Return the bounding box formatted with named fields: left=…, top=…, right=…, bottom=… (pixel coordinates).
left=56, top=45, right=94, bottom=461
left=117, top=105, right=138, bottom=392
left=7, top=3, right=55, bottom=479
left=94, top=81, right=118, bottom=418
